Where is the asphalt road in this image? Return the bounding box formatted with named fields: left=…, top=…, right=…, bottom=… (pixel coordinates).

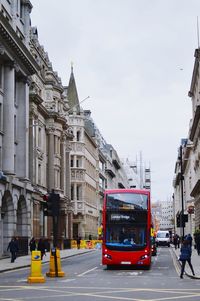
left=0, top=247, right=200, bottom=301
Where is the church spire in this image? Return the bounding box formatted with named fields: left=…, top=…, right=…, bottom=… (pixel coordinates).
left=67, top=63, right=80, bottom=114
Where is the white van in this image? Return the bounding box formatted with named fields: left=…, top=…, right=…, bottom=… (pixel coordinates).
left=155, top=230, right=170, bottom=247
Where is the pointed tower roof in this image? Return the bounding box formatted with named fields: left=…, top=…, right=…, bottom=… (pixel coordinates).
left=67, top=64, right=80, bottom=114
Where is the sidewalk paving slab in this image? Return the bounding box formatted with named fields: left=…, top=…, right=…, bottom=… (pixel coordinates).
left=172, top=245, right=200, bottom=279
left=0, top=249, right=95, bottom=273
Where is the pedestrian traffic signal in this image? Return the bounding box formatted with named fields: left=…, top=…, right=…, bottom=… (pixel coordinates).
left=43, top=192, right=60, bottom=216
left=176, top=214, right=180, bottom=227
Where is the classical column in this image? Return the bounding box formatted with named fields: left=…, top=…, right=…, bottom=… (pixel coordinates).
left=47, top=127, right=55, bottom=190
left=65, top=142, right=71, bottom=198
left=28, top=114, right=35, bottom=183
left=3, top=63, right=15, bottom=174
left=60, top=136, right=65, bottom=192
left=16, top=77, right=30, bottom=179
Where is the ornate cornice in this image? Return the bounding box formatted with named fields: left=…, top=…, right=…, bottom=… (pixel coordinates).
left=0, top=13, right=39, bottom=75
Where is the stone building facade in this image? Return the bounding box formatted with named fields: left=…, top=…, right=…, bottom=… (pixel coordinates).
left=173, top=48, right=200, bottom=237
left=0, top=0, right=39, bottom=256
left=0, top=0, right=140, bottom=254
left=28, top=28, right=73, bottom=245
left=0, top=0, right=74, bottom=256
left=64, top=69, right=99, bottom=239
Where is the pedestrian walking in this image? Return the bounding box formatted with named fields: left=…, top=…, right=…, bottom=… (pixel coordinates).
left=173, top=234, right=179, bottom=249
left=37, top=238, right=46, bottom=260
left=7, top=237, right=19, bottom=263
left=194, top=232, right=200, bottom=255
left=76, top=236, right=81, bottom=249
left=179, top=239, right=195, bottom=279
left=177, top=235, right=180, bottom=248
left=29, top=237, right=36, bottom=252
left=186, top=234, right=193, bottom=247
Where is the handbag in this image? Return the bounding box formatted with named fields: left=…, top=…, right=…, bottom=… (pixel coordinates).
left=179, top=255, right=184, bottom=261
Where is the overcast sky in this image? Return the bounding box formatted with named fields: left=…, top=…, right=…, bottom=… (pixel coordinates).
left=30, top=0, right=200, bottom=202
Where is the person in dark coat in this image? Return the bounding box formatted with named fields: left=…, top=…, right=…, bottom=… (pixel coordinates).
left=29, top=237, right=36, bottom=252
left=37, top=238, right=46, bottom=260
left=177, top=234, right=180, bottom=248
left=186, top=234, right=193, bottom=247
left=76, top=236, right=81, bottom=249
left=179, top=239, right=195, bottom=278
left=7, top=237, right=19, bottom=263
left=194, top=232, right=200, bottom=255
left=173, top=234, right=178, bottom=249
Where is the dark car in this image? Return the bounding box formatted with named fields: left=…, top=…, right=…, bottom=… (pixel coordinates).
left=151, top=237, right=157, bottom=256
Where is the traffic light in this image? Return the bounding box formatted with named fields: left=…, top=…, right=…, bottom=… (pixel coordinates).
left=176, top=214, right=180, bottom=227
left=43, top=192, right=60, bottom=216
left=43, top=194, right=52, bottom=216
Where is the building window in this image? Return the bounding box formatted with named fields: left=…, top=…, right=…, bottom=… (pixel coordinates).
left=20, top=0, right=24, bottom=20
left=55, top=169, right=60, bottom=188
left=99, top=160, right=104, bottom=171
left=76, top=130, right=80, bottom=142
left=38, top=127, right=41, bottom=147
left=99, top=177, right=105, bottom=189
left=14, top=115, right=17, bottom=142
left=14, top=76, right=17, bottom=106
left=0, top=64, right=2, bottom=89
left=38, top=163, right=41, bottom=185
left=14, top=154, right=16, bottom=173
left=76, top=156, right=82, bottom=168
left=77, top=185, right=81, bottom=200
left=71, top=184, right=74, bottom=200
left=54, top=136, right=60, bottom=155
left=0, top=147, right=2, bottom=170
left=0, top=103, right=2, bottom=131
left=58, top=137, right=60, bottom=154
left=71, top=155, right=74, bottom=167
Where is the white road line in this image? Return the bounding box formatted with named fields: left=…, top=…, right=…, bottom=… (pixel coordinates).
left=78, top=266, right=98, bottom=277
left=60, top=278, right=76, bottom=282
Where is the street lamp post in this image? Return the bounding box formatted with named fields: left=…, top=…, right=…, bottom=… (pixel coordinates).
left=179, top=145, right=185, bottom=239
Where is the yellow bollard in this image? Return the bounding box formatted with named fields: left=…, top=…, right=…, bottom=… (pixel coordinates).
left=46, top=248, right=65, bottom=277
left=27, top=251, right=45, bottom=283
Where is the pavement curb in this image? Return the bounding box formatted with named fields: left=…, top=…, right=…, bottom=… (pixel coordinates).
left=172, top=247, right=200, bottom=280
left=0, top=249, right=96, bottom=274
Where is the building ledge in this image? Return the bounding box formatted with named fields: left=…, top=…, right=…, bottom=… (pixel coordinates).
left=106, top=168, right=115, bottom=178
left=112, top=159, right=120, bottom=169
left=190, top=179, right=200, bottom=197
left=189, top=105, right=200, bottom=141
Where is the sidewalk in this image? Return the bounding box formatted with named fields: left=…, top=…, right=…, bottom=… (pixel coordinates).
left=0, top=248, right=95, bottom=273
left=172, top=245, right=200, bottom=279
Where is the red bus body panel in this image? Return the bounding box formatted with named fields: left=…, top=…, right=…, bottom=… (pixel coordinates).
left=102, top=189, right=151, bottom=268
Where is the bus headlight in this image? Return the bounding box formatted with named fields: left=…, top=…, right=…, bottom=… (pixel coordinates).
left=104, top=254, right=112, bottom=259
left=140, top=254, right=149, bottom=260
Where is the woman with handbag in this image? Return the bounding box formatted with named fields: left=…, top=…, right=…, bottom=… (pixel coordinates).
left=179, top=239, right=195, bottom=278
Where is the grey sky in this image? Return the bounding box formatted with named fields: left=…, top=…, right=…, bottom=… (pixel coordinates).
left=30, top=0, right=200, bottom=202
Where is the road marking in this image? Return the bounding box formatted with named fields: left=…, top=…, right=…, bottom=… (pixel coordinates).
left=60, top=278, right=75, bottom=282
left=78, top=266, right=98, bottom=277
left=170, top=248, right=180, bottom=276
left=16, top=279, right=27, bottom=283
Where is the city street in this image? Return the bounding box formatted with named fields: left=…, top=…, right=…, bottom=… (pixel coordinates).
left=0, top=248, right=200, bottom=301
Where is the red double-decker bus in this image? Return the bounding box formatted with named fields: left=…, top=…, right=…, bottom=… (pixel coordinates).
left=102, top=189, right=152, bottom=269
